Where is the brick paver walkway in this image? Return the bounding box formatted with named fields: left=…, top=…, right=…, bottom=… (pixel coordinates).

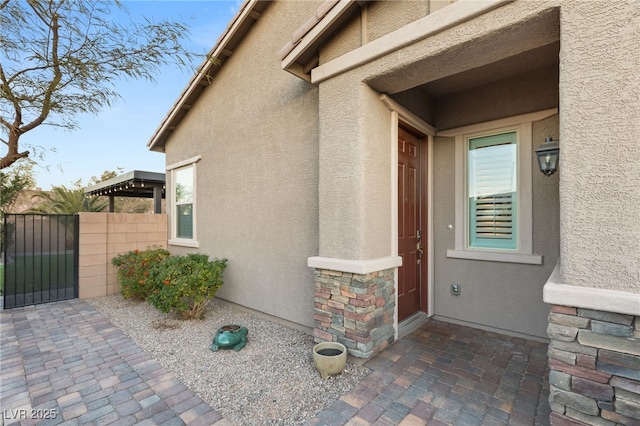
left=1, top=300, right=227, bottom=425
left=2, top=300, right=550, bottom=425
left=309, top=320, right=551, bottom=425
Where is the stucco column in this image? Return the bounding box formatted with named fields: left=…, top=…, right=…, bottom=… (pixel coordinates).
left=311, top=77, right=400, bottom=358
left=557, top=2, right=639, bottom=294
left=544, top=3, right=640, bottom=424
left=316, top=78, right=393, bottom=261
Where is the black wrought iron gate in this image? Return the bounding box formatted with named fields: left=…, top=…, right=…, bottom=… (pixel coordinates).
left=2, top=214, right=79, bottom=309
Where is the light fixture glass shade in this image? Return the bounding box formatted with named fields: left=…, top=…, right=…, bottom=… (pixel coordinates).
left=535, top=137, right=559, bottom=176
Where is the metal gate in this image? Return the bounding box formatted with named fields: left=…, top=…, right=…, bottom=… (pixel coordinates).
left=2, top=214, right=79, bottom=309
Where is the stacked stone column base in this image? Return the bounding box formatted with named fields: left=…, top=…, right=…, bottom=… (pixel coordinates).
left=313, top=268, right=395, bottom=358
left=547, top=305, right=640, bottom=425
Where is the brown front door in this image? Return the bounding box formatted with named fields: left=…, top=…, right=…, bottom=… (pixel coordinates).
left=397, top=126, right=427, bottom=322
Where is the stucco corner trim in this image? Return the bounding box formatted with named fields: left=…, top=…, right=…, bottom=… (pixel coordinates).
left=308, top=256, right=402, bottom=275
left=543, top=263, right=640, bottom=316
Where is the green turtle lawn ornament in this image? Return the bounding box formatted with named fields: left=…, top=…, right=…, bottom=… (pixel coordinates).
left=210, top=325, right=248, bottom=351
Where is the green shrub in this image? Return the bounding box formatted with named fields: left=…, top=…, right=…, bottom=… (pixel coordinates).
left=147, top=253, right=227, bottom=319
left=111, top=247, right=170, bottom=300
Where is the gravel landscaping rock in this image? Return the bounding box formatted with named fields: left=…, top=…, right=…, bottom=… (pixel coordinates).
left=86, top=295, right=371, bottom=425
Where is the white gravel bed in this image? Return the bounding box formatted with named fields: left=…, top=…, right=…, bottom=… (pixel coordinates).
left=86, top=295, right=371, bottom=425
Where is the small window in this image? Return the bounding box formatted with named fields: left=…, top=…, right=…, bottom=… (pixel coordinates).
left=175, top=166, right=194, bottom=239
left=167, top=156, right=200, bottom=247
left=468, top=131, right=517, bottom=250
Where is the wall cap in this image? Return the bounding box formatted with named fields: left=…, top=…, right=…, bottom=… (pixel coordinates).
left=308, top=256, right=402, bottom=274
left=543, top=263, right=640, bottom=316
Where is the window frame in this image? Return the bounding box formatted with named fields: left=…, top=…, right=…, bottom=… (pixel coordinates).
left=167, top=155, right=201, bottom=248
left=467, top=130, right=518, bottom=250
left=439, top=110, right=557, bottom=265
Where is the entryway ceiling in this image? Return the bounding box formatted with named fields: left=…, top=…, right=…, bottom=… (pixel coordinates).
left=367, top=7, right=560, bottom=100
left=417, top=41, right=559, bottom=99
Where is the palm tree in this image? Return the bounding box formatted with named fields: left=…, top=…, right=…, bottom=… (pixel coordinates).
left=29, top=185, right=107, bottom=214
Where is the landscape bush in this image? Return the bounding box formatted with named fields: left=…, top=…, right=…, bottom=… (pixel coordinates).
left=147, top=253, right=227, bottom=319
left=111, top=247, right=170, bottom=300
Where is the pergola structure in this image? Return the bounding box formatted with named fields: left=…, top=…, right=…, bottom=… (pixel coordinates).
left=84, top=170, right=165, bottom=214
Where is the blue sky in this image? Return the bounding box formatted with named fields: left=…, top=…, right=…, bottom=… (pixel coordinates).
left=26, top=1, right=240, bottom=189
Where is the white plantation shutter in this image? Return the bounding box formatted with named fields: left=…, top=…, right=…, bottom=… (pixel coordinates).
left=474, top=194, right=513, bottom=239
left=468, top=132, right=517, bottom=249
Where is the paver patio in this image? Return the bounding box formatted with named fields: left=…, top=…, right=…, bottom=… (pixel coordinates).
left=1, top=300, right=226, bottom=425
left=1, top=300, right=550, bottom=425
left=310, top=320, right=551, bottom=425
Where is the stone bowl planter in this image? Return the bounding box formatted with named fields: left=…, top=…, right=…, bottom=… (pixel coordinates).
left=313, top=342, right=347, bottom=379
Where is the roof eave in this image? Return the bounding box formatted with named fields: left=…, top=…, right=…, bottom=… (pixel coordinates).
left=147, top=0, right=268, bottom=153
left=279, top=0, right=365, bottom=82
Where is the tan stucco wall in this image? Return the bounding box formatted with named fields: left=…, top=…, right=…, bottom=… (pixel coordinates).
left=163, top=1, right=320, bottom=328
left=309, top=0, right=638, bottom=330
left=365, top=1, right=431, bottom=42
left=154, top=0, right=637, bottom=337
left=315, top=0, right=560, bottom=260
left=317, top=80, right=392, bottom=260
left=78, top=213, right=167, bottom=299
left=558, top=1, right=640, bottom=293
left=313, top=0, right=562, bottom=338
left=319, top=1, right=431, bottom=65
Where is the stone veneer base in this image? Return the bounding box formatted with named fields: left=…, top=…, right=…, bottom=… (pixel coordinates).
left=313, top=268, right=395, bottom=358
left=547, top=305, right=640, bottom=425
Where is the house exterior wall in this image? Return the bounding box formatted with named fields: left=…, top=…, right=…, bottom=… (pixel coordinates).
left=545, top=2, right=640, bottom=424
left=433, top=114, right=560, bottom=339
left=312, top=0, right=562, bottom=339
left=546, top=305, right=640, bottom=425
left=318, top=1, right=431, bottom=65
left=365, top=1, right=431, bottom=42
left=154, top=1, right=638, bottom=391
left=163, top=1, right=320, bottom=328
left=307, top=0, right=639, bottom=421
left=557, top=1, right=639, bottom=294
left=317, top=79, right=393, bottom=261
left=313, top=0, right=560, bottom=256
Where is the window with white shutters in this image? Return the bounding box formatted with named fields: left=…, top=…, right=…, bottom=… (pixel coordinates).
left=467, top=132, right=517, bottom=250
left=444, top=109, right=556, bottom=265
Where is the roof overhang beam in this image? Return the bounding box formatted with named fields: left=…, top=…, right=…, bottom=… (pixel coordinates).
left=279, top=0, right=364, bottom=82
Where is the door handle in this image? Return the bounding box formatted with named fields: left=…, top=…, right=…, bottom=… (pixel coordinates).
left=417, top=241, right=424, bottom=264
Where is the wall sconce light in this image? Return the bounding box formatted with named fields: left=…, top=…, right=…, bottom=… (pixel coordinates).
left=535, top=136, right=560, bottom=176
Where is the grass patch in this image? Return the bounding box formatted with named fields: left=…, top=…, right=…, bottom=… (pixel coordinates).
left=2, top=253, right=75, bottom=295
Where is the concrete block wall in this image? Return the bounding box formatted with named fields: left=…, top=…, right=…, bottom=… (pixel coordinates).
left=78, top=213, right=167, bottom=299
